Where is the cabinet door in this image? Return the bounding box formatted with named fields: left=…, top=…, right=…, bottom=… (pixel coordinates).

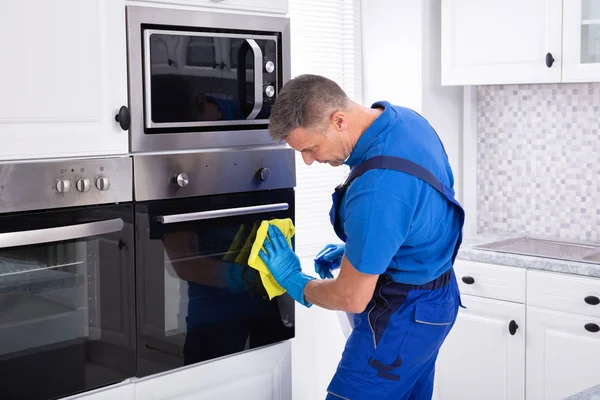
left=526, top=306, right=600, bottom=400
left=135, top=0, right=289, bottom=14
left=0, top=0, right=128, bottom=160
left=433, top=294, right=525, bottom=400
left=441, top=0, right=563, bottom=85
left=563, top=0, right=600, bottom=81
left=135, top=341, right=292, bottom=400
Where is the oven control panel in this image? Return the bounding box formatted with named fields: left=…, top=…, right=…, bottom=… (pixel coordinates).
left=0, top=157, right=132, bottom=213
left=133, top=147, right=296, bottom=202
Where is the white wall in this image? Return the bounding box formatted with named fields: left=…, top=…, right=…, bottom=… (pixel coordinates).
left=361, top=0, right=464, bottom=202
left=291, top=2, right=465, bottom=399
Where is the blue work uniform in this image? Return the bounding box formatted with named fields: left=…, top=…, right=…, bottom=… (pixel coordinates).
left=325, top=101, right=465, bottom=400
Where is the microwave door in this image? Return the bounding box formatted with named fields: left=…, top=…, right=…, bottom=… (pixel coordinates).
left=237, top=39, right=263, bottom=120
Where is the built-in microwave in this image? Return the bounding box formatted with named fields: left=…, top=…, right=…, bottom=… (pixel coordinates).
left=126, top=6, right=291, bottom=153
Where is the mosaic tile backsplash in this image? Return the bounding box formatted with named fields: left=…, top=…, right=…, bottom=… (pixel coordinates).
left=477, top=83, right=600, bottom=242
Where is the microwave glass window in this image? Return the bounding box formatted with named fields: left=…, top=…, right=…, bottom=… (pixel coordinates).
left=147, top=32, right=276, bottom=125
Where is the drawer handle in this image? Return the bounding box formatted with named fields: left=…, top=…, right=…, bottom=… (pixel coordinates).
left=585, top=296, right=600, bottom=306
left=585, top=323, right=600, bottom=333
left=462, top=276, right=475, bottom=285
left=509, top=320, right=518, bottom=335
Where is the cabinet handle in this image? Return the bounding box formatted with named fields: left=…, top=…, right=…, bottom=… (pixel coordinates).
left=115, top=106, right=131, bottom=131
left=509, top=320, right=518, bottom=335
left=584, top=296, right=600, bottom=305
left=461, top=276, right=475, bottom=285
left=545, top=52, right=555, bottom=68
left=585, top=323, right=600, bottom=333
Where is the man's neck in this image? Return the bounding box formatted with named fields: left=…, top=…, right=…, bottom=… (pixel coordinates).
left=347, top=103, right=384, bottom=149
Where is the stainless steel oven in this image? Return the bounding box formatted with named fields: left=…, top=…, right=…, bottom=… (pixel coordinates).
left=0, top=157, right=135, bottom=400
left=126, top=6, right=291, bottom=153
left=132, top=147, right=296, bottom=377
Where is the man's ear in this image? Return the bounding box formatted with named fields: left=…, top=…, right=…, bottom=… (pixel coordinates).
left=331, top=111, right=347, bottom=131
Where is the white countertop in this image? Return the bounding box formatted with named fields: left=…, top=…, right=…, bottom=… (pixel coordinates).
left=457, top=233, right=600, bottom=278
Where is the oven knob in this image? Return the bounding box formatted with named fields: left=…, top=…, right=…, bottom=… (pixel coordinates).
left=76, top=178, right=91, bottom=192
left=95, top=176, right=110, bottom=191
left=264, top=85, right=275, bottom=98
left=264, top=60, right=275, bottom=73
left=256, top=167, right=271, bottom=181
left=56, top=179, right=71, bottom=194
left=173, top=173, right=189, bottom=188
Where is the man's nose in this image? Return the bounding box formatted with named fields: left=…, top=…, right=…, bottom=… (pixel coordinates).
left=302, top=152, right=314, bottom=166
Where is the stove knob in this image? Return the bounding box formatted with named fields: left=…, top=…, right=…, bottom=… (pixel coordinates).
left=264, top=85, right=275, bottom=98
left=256, top=167, right=271, bottom=181
left=95, top=176, right=110, bottom=191
left=264, top=60, right=275, bottom=73
left=76, top=178, right=91, bottom=192
left=173, top=173, right=189, bottom=188
left=56, top=179, right=71, bottom=194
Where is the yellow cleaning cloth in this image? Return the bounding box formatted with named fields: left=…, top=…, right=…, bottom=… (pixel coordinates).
left=247, top=218, right=295, bottom=300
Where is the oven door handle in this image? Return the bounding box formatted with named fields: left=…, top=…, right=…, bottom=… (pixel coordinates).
left=156, top=203, right=289, bottom=224
left=0, top=218, right=125, bottom=249
left=244, top=39, right=264, bottom=120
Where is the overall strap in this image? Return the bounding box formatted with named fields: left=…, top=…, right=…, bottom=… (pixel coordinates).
left=342, top=156, right=460, bottom=207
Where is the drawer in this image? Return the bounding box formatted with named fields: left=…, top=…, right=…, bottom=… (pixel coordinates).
left=527, top=270, right=600, bottom=317
left=453, top=260, right=526, bottom=303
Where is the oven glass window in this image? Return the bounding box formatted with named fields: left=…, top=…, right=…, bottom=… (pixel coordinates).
left=147, top=32, right=277, bottom=124
left=136, top=190, right=294, bottom=377
left=0, top=207, right=135, bottom=400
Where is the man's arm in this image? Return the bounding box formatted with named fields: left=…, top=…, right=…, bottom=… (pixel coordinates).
left=304, top=255, right=379, bottom=313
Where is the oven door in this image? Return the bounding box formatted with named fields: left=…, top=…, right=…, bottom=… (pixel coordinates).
left=135, top=189, right=295, bottom=377
left=0, top=205, right=135, bottom=400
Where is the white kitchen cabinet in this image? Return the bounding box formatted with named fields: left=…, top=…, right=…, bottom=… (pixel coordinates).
left=441, top=0, right=563, bottom=85
left=134, top=341, right=292, bottom=400
left=526, top=306, right=600, bottom=400
left=0, top=0, right=129, bottom=160
left=563, top=0, right=600, bottom=81
left=129, top=0, right=289, bottom=14
left=433, top=294, right=525, bottom=400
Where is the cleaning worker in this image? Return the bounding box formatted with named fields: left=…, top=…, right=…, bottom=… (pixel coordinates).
left=258, top=74, right=465, bottom=399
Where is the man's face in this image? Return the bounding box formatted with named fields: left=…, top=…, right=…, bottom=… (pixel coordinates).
left=285, top=114, right=350, bottom=167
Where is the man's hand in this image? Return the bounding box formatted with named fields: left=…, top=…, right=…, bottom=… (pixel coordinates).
left=314, top=243, right=345, bottom=279
left=259, top=225, right=315, bottom=307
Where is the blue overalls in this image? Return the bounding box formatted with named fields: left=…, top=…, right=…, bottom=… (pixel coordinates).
left=326, top=156, right=465, bottom=400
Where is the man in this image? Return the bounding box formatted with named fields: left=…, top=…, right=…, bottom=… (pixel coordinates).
left=258, top=74, right=465, bottom=399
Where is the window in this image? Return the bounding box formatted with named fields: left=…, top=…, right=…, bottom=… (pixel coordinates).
left=288, top=0, right=363, bottom=256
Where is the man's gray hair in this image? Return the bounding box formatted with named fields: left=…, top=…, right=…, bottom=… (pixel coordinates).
left=268, top=74, right=351, bottom=141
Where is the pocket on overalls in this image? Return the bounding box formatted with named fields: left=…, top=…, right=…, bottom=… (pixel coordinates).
left=401, top=300, right=459, bottom=367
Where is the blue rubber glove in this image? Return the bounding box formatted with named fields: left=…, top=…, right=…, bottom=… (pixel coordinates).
left=259, top=225, right=315, bottom=307
left=314, top=243, right=345, bottom=279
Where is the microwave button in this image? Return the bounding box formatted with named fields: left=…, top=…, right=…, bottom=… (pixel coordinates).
left=264, top=85, right=275, bottom=98
left=264, top=60, right=275, bottom=73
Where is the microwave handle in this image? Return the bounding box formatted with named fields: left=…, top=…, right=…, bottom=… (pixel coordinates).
left=237, top=39, right=264, bottom=120
left=0, top=218, right=125, bottom=249
left=156, top=203, right=289, bottom=224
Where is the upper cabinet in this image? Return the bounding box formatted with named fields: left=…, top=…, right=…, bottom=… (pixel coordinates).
left=0, top=0, right=129, bottom=161
left=442, top=0, right=600, bottom=85
left=563, top=0, right=600, bottom=81
left=441, top=0, right=563, bottom=85
left=133, top=0, right=289, bottom=14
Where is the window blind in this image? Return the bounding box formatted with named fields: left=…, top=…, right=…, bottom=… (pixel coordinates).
left=288, top=0, right=363, bottom=257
